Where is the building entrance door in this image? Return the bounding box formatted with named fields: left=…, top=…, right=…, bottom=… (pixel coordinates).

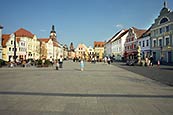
left=168, top=52, right=172, bottom=63
left=153, top=52, right=156, bottom=62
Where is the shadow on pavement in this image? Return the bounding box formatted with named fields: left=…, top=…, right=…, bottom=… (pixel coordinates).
left=0, top=91, right=173, bottom=98
left=160, top=68, right=173, bottom=70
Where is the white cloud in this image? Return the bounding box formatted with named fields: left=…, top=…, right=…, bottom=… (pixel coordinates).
left=116, top=24, right=123, bottom=29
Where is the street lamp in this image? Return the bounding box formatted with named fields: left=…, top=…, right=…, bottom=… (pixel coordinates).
left=14, top=33, right=17, bottom=63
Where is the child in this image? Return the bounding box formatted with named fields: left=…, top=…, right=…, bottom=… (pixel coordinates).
left=80, top=59, right=84, bottom=71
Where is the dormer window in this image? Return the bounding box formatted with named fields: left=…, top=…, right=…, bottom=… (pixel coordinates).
left=160, top=17, right=168, bottom=24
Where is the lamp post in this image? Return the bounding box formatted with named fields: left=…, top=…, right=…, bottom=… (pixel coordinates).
left=14, top=33, right=17, bottom=63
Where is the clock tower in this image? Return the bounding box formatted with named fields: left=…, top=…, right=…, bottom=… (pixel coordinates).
left=50, top=25, right=57, bottom=42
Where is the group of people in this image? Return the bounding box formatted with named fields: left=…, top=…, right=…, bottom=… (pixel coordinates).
left=56, top=56, right=85, bottom=71
left=104, top=56, right=112, bottom=64
left=145, top=56, right=154, bottom=66
left=56, top=55, right=63, bottom=70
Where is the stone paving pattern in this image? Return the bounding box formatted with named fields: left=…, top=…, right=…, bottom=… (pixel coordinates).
left=0, top=61, right=173, bottom=115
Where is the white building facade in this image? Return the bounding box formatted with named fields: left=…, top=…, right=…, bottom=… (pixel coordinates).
left=138, top=29, right=151, bottom=59
left=111, top=30, right=129, bottom=60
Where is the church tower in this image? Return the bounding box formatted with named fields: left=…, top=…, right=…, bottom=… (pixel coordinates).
left=50, top=25, right=57, bottom=42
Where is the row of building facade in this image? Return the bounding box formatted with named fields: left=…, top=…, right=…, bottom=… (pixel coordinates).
left=0, top=2, right=172, bottom=64
left=0, top=24, right=105, bottom=63
left=104, top=2, right=173, bottom=64
left=0, top=25, right=68, bottom=62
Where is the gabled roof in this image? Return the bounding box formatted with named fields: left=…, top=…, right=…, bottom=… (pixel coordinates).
left=53, top=41, right=58, bottom=47
left=106, top=30, right=122, bottom=44
left=138, top=27, right=151, bottom=39
left=131, top=27, right=147, bottom=38
left=111, top=30, right=129, bottom=42
left=14, top=28, right=34, bottom=38
left=39, top=38, right=50, bottom=43
left=2, top=34, right=10, bottom=47
left=94, top=41, right=105, bottom=47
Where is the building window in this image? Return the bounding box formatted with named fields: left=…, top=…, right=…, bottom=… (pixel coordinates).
left=134, top=44, right=136, bottom=49
left=159, top=39, right=162, bottom=47
left=166, top=26, right=169, bottom=32
left=11, top=40, right=13, bottom=45
left=154, top=30, right=158, bottom=36
left=142, top=41, right=145, bottom=47
left=166, top=38, right=170, bottom=46
left=160, top=17, right=168, bottom=24
left=9, top=47, right=11, bottom=51
left=159, top=28, right=163, bottom=34
left=153, top=40, right=156, bottom=47
left=139, top=41, right=141, bottom=47
left=146, top=40, right=149, bottom=46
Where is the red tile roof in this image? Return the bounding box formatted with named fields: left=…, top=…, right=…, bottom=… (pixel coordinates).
left=39, top=38, right=49, bottom=43
left=132, top=27, right=147, bottom=38
left=2, top=34, right=10, bottom=47
left=14, top=28, right=34, bottom=38
left=53, top=42, right=58, bottom=47
left=138, top=27, right=151, bottom=39
left=94, top=41, right=105, bottom=47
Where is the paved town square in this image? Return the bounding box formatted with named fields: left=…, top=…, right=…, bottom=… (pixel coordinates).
left=0, top=61, right=173, bottom=115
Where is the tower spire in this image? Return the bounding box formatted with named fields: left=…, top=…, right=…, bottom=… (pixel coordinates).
left=164, top=1, right=167, bottom=8
left=50, top=25, right=57, bottom=42
left=52, top=25, right=55, bottom=31
left=50, top=25, right=56, bottom=33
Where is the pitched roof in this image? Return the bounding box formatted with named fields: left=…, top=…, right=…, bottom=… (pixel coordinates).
left=138, top=27, right=151, bottom=39
left=106, top=30, right=122, bottom=44
left=39, top=38, right=49, bottom=43
left=14, top=28, right=34, bottom=38
left=132, top=27, right=147, bottom=38
left=111, top=30, right=129, bottom=42
left=94, top=41, right=105, bottom=47
left=2, top=34, right=10, bottom=47
left=53, top=41, right=58, bottom=47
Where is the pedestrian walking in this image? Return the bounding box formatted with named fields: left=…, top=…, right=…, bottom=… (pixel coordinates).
left=104, top=56, right=107, bottom=63
left=59, top=55, right=63, bottom=68
left=56, top=60, right=59, bottom=70
left=150, top=56, right=153, bottom=66
left=157, top=60, right=160, bottom=68
left=107, top=57, right=111, bottom=65
left=80, top=59, right=84, bottom=71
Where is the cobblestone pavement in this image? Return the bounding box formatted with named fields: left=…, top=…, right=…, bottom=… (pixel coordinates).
left=0, top=61, right=173, bottom=115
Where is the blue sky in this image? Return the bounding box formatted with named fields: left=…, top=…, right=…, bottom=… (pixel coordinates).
left=1, top=0, right=173, bottom=47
